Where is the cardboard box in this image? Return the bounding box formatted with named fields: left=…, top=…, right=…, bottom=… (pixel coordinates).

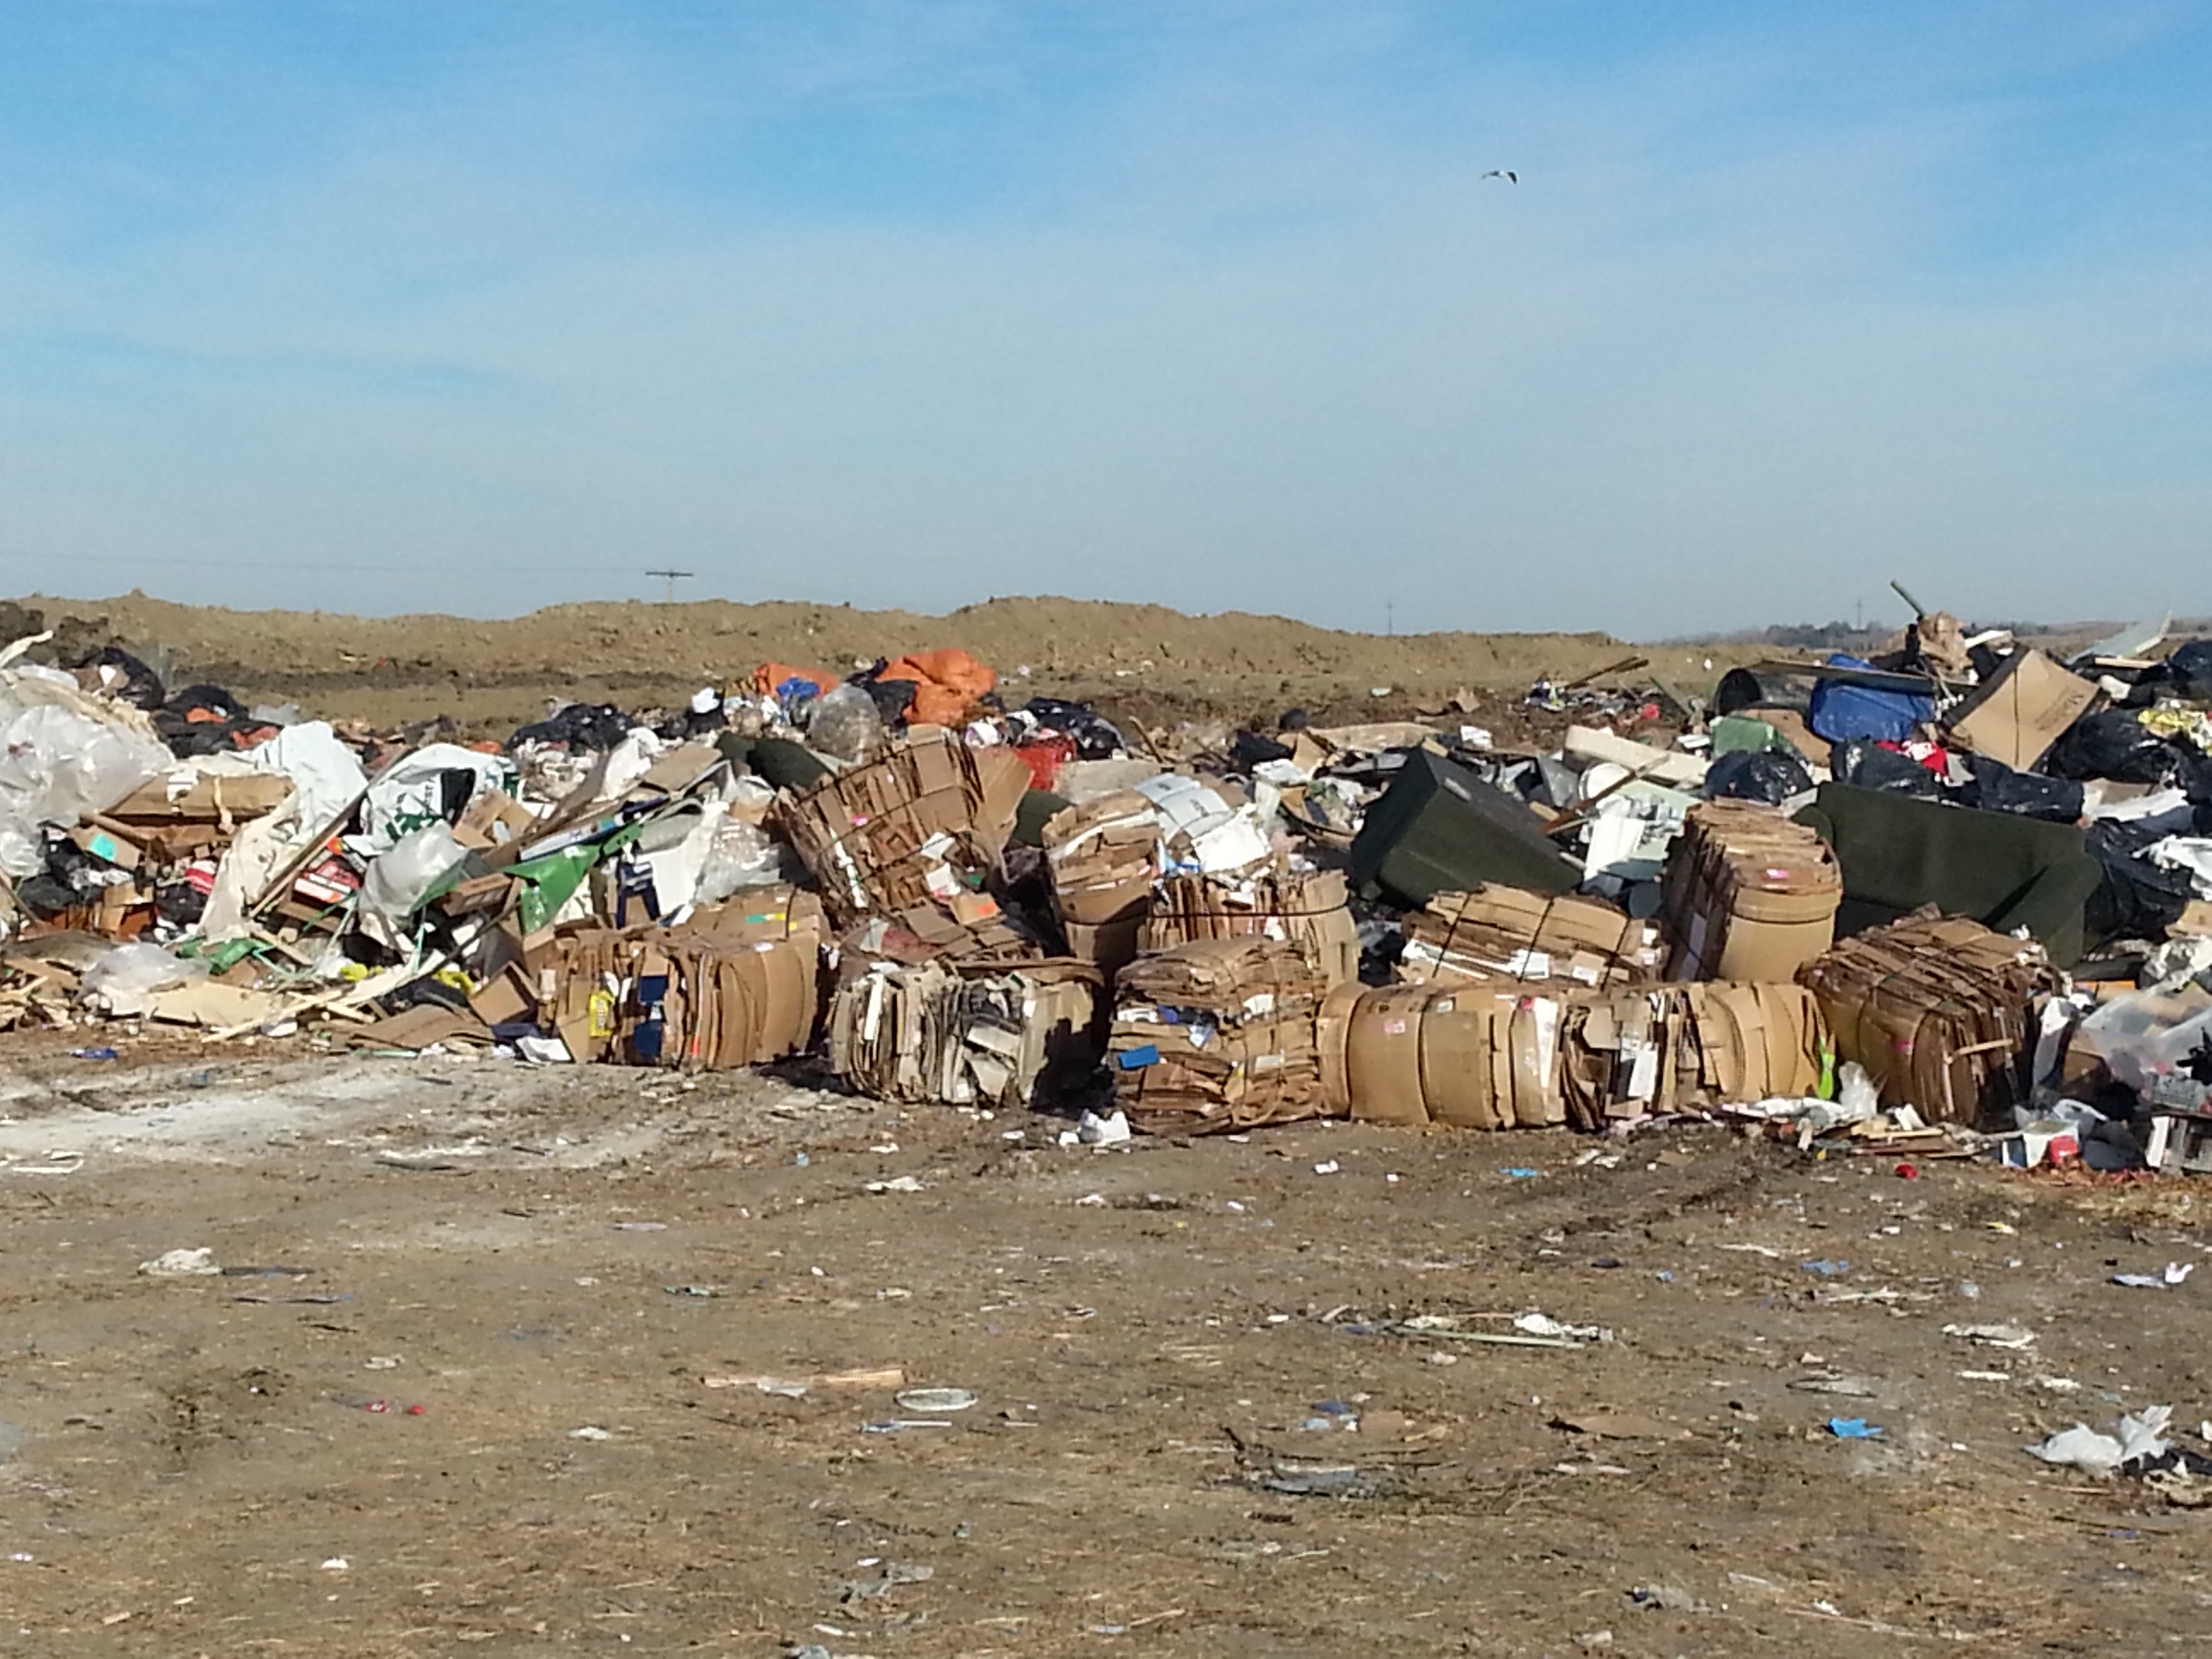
left=1947, top=649, right=2098, bottom=772
left=1662, top=800, right=1840, bottom=983
left=1143, top=867, right=1360, bottom=987
left=1108, top=936, right=1332, bottom=1132
left=830, top=958, right=1103, bottom=1108
left=776, top=731, right=1033, bottom=925
left=107, top=771, right=293, bottom=824
left=68, top=823, right=145, bottom=872
left=1799, top=914, right=2062, bottom=1125
left=1397, top=884, right=1661, bottom=990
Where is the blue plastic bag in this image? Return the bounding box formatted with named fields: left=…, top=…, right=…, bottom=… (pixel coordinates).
left=1807, top=655, right=1934, bottom=745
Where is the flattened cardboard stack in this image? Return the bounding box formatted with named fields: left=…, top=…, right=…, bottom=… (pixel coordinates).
left=830, top=958, right=1103, bottom=1108
left=1662, top=800, right=1841, bottom=982
left=1109, top=937, right=1330, bottom=1134
left=1316, top=979, right=1828, bottom=1131
left=1042, top=789, right=1160, bottom=975
left=1395, top=885, right=1662, bottom=990
left=1143, top=865, right=1360, bottom=988
left=541, top=887, right=828, bottom=1070
left=775, top=729, right=1031, bottom=926
left=1326, top=981, right=1569, bottom=1130
left=1557, top=983, right=1828, bottom=1130
left=1797, top=912, right=2060, bottom=1125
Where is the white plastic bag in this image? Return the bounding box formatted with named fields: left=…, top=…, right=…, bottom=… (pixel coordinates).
left=83, top=943, right=207, bottom=1000
left=0, top=695, right=173, bottom=877
left=361, top=823, right=470, bottom=933
left=693, top=816, right=784, bottom=905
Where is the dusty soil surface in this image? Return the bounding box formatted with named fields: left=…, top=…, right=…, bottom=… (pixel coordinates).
left=2, top=1033, right=2206, bottom=1656
left=5, top=592, right=1761, bottom=741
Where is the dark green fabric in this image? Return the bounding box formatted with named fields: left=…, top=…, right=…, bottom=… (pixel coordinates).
left=1014, top=789, right=1070, bottom=850
left=1793, top=783, right=2098, bottom=966
left=744, top=735, right=832, bottom=792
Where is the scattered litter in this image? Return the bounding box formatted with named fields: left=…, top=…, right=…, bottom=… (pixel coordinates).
left=2113, top=1263, right=2195, bottom=1290
left=862, top=1418, right=956, bottom=1434
left=1826, top=1417, right=1883, bottom=1439
left=1787, top=1376, right=1880, bottom=1398
left=2027, top=1406, right=2173, bottom=1477
left=1943, top=1322, right=2036, bottom=1349
left=894, top=1388, right=978, bottom=1414
left=569, top=1425, right=613, bottom=1441
left=1627, top=1584, right=1706, bottom=1614
left=703, top=1367, right=903, bottom=1395
left=865, top=1175, right=926, bottom=1194
left=1078, top=1109, right=1132, bottom=1146
left=1550, top=1410, right=1685, bottom=1441
left=137, top=1248, right=221, bottom=1277
left=1800, top=1259, right=1851, bottom=1277
left=1513, top=1312, right=1613, bottom=1343
left=1312, top=1160, right=1340, bottom=1175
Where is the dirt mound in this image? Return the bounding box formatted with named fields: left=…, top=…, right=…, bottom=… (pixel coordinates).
left=5, top=591, right=1732, bottom=737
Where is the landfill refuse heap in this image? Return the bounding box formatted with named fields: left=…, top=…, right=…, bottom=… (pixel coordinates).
left=5, top=608, right=2212, bottom=1174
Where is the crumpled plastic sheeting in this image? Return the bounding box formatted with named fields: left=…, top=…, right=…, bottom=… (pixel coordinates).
left=2026, top=1405, right=2172, bottom=1477
left=2146, top=837, right=2212, bottom=899
left=0, top=672, right=173, bottom=878
left=194, top=722, right=375, bottom=944
left=360, top=744, right=513, bottom=853
left=246, top=720, right=369, bottom=836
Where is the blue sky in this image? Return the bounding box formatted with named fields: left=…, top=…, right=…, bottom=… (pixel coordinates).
left=2, top=1, right=2209, bottom=636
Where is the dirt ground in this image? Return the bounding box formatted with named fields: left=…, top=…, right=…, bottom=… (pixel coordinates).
left=5, top=592, right=1781, bottom=741
left=3, top=1031, right=2208, bottom=1656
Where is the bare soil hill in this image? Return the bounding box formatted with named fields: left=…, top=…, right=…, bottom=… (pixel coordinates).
left=3, top=592, right=1745, bottom=738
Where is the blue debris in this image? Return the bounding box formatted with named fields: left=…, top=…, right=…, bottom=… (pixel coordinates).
left=1826, top=1416, right=1883, bottom=1439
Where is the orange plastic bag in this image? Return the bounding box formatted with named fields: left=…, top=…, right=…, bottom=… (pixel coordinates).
left=880, top=649, right=995, bottom=727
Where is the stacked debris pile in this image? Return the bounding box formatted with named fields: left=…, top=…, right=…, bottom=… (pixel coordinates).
left=1109, top=937, right=1330, bottom=1134
left=5, top=600, right=2212, bottom=1171
left=1394, top=886, right=1662, bottom=990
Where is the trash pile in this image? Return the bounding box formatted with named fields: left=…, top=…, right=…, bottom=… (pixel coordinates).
left=4, top=602, right=2212, bottom=1167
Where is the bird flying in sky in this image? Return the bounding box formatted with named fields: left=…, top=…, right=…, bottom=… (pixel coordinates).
left=1481, top=169, right=1517, bottom=182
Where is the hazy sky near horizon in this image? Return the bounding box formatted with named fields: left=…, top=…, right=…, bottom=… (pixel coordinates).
left=2, top=1, right=2209, bottom=638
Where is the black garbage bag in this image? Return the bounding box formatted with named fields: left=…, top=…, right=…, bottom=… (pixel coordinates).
left=74, top=645, right=167, bottom=710
left=1962, top=758, right=2086, bottom=823
left=155, top=880, right=208, bottom=929
left=1023, top=696, right=1127, bottom=760
left=156, top=686, right=287, bottom=757
left=1277, top=707, right=1312, bottom=733
left=1713, top=668, right=1764, bottom=718
left=862, top=678, right=920, bottom=725
left=2084, top=819, right=2198, bottom=945
left=1230, top=729, right=1294, bottom=771
left=1830, top=739, right=1944, bottom=798
left=2162, top=640, right=2212, bottom=702
left=1703, top=747, right=1814, bottom=805
left=507, top=702, right=633, bottom=752
left=169, top=684, right=244, bottom=720
left=2043, top=710, right=2183, bottom=785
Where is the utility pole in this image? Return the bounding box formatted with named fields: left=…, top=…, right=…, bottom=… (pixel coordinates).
left=646, top=569, right=694, bottom=605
